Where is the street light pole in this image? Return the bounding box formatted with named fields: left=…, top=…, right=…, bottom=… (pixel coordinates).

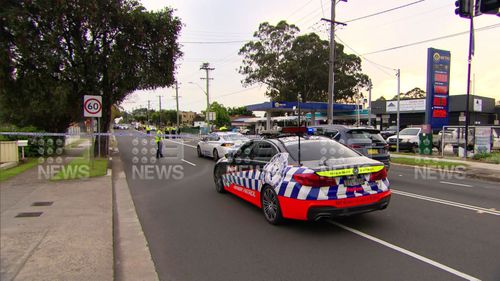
left=396, top=69, right=401, bottom=153
left=200, top=62, right=214, bottom=131
left=368, top=82, right=372, bottom=128
left=175, top=81, right=180, bottom=133
left=158, top=95, right=162, bottom=127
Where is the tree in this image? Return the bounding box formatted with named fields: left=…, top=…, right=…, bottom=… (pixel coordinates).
left=205, top=102, right=230, bottom=128
left=227, top=106, right=254, bottom=117
left=1, top=0, right=182, bottom=155
left=239, top=20, right=370, bottom=102
left=376, top=96, right=386, bottom=101
left=392, top=87, right=426, bottom=100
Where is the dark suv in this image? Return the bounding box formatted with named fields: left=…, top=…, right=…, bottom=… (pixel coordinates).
left=309, top=125, right=390, bottom=169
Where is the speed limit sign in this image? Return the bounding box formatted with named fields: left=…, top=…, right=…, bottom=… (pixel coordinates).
left=83, top=95, right=102, bottom=117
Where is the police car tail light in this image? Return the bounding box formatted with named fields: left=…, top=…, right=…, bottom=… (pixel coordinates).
left=349, top=144, right=362, bottom=149
left=369, top=167, right=387, bottom=181
left=221, top=143, right=234, bottom=147
left=293, top=173, right=337, bottom=187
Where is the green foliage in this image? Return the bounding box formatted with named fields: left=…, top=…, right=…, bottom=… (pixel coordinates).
left=472, top=152, right=500, bottom=164
left=1, top=0, right=182, bottom=134
left=392, top=87, right=426, bottom=100
left=227, top=106, right=254, bottom=117
left=207, top=102, right=230, bottom=127
left=239, top=20, right=370, bottom=102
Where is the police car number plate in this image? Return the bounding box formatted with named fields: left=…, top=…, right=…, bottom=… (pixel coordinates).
left=344, top=176, right=364, bottom=187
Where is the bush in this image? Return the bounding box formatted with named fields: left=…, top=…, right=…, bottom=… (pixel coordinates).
left=0, top=125, right=65, bottom=158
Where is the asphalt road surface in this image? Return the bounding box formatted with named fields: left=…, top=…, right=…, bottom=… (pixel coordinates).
left=116, top=132, right=500, bottom=281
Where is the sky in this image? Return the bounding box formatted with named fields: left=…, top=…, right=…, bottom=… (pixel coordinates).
left=122, top=0, right=500, bottom=114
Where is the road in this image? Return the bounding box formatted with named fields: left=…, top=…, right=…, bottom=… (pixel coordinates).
left=116, top=132, right=500, bottom=281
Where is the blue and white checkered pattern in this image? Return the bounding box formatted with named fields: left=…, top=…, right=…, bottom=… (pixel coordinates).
left=222, top=165, right=389, bottom=201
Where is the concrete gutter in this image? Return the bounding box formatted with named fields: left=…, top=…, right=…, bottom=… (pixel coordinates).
left=112, top=149, right=159, bottom=281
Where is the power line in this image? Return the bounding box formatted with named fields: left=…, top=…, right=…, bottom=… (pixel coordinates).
left=179, top=40, right=250, bottom=44
left=335, top=35, right=396, bottom=77
left=286, top=0, right=316, bottom=19
left=344, top=0, right=425, bottom=23
left=363, top=23, right=500, bottom=55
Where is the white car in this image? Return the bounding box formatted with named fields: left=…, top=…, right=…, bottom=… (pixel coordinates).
left=387, top=127, right=421, bottom=152
left=197, top=132, right=250, bottom=161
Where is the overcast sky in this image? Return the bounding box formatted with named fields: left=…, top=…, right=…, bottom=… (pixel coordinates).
left=122, top=0, right=500, bottom=113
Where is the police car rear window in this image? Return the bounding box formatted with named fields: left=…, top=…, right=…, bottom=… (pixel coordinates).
left=284, top=139, right=359, bottom=161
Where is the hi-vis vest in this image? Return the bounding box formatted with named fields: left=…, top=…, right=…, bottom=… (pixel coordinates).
left=155, top=130, right=163, bottom=143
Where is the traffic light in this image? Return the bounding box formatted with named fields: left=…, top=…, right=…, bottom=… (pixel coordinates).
left=478, top=0, right=500, bottom=15
left=455, top=0, right=472, bottom=18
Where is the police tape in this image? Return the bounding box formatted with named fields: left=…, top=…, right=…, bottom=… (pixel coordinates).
left=0, top=131, right=199, bottom=138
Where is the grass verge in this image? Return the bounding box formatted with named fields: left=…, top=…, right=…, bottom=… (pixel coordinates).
left=391, top=157, right=467, bottom=169
left=51, top=158, right=108, bottom=180
left=0, top=158, right=38, bottom=182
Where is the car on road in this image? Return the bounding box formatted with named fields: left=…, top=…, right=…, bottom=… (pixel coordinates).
left=380, top=125, right=399, bottom=140
left=387, top=127, right=421, bottom=152
left=213, top=136, right=391, bottom=224
left=310, top=125, right=390, bottom=169
left=197, top=132, right=250, bottom=161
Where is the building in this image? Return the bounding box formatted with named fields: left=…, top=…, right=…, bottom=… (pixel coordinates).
left=179, top=111, right=196, bottom=126
left=371, top=94, right=497, bottom=130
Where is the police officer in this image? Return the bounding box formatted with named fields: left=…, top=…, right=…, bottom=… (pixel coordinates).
left=155, top=128, right=163, bottom=158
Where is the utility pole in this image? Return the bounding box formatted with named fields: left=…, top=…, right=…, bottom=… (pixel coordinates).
left=396, top=69, right=401, bottom=153
left=147, top=100, right=150, bottom=124
left=158, top=95, right=162, bottom=127
left=174, top=81, right=180, bottom=133
left=322, top=0, right=346, bottom=125
left=368, top=82, right=373, bottom=128
left=200, top=62, right=214, bottom=131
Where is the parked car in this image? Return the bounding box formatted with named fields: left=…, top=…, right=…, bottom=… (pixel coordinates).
left=310, top=125, right=390, bottom=169
left=386, top=127, right=421, bottom=153
left=197, top=132, right=250, bottom=161
left=380, top=125, right=398, bottom=140
left=213, top=136, right=391, bottom=224
left=492, top=128, right=500, bottom=151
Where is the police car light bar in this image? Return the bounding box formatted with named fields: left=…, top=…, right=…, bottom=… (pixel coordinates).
left=281, top=127, right=307, bottom=134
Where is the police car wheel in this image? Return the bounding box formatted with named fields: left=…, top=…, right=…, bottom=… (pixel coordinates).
left=213, top=149, right=219, bottom=161
left=197, top=146, right=202, bottom=157
left=261, top=186, right=283, bottom=225
left=214, top=166, right=226, bottom=193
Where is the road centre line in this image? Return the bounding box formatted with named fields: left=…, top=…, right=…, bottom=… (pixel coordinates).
left=165, top=139, right=197, bottom=148
left=329, top=221, right=481, bottom=281
left=392, top=189, right=500, bottom=216
left=182, top=159, right=197, bottom=166
left=439, top=181, right=473, bottom=187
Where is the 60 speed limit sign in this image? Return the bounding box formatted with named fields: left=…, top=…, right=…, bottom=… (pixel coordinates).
left=83, top=95, right=102, bottom=117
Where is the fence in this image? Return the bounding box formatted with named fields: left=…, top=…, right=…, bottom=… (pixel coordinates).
left=0, top=141, right=19, bottom=163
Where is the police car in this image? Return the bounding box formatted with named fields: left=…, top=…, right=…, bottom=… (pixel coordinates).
left=213, top=135, right=391, bottom=224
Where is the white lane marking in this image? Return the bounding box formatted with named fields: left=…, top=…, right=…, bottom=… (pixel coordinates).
left=164, top=139, right=197, bottom=148
left=182, top=159, right=197, bottom=166
left=329, top=221, right=481, bottom=281
left=392, top=189, right=500, bottom=216
left=440, top=181, right=473, bottom=188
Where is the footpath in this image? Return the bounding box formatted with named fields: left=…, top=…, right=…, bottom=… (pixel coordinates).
left=390, top=153, right=500, bottom=181
left=0, top=137, right=158, bottom=281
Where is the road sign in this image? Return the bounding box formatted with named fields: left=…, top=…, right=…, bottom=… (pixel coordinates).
left=208, top=112, right=216, bottom=121
left=83, top=95, right=102, bottom=118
